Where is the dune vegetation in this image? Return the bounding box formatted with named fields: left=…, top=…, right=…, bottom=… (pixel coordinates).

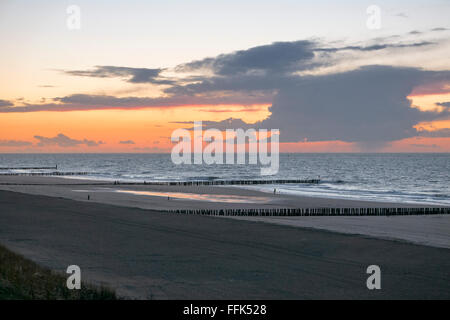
left=0, top=244, right=116, bottom=300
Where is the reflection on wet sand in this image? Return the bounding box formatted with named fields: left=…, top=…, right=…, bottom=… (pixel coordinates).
left=115, top=189, right=270, bottom=203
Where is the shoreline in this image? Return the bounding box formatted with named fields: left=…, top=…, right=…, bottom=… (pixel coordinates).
left=0, top=175, right=446, bottom=210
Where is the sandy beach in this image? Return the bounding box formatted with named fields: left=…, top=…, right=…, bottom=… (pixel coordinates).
left=0, top=188, right=449, bottom=299
left=1, top=175, right=449, bottom=247
left=0, top=175, right=449, bottom=299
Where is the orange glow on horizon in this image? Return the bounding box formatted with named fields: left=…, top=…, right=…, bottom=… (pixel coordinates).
left=0, top=104, right=271, bottom=152
left=407, top=93, right=450, bottom=112
left=1, top=94, right=449, bottom=152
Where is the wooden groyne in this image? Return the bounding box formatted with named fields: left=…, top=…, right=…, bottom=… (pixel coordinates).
left=0, top=166, right=58, bottom=170
left=143, top=179, right=320, bottom=186
left=0, top=178, right=320, bottom=186
left=0, top=172, right=88, bottom=176
left=166, top=207, right=450, bottom=217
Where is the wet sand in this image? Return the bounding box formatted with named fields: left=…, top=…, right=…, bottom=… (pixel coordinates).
left=1, top=189, right=450, bottom=299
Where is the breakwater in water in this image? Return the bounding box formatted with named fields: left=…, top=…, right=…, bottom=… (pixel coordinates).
left=0, top=177, right=320, bottom=185
left=0, top=166, right=58, bottom=170
left=0, top=172, right=89, bottom=176
left=142, top=179, right=320, bottom=186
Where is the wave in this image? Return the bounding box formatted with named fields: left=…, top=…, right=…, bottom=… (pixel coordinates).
left=186, top=176, right=220, bottom=181
left=320, top=179, right=347, bottom=184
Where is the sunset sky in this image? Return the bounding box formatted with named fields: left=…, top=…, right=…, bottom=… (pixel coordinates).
left=0, top=0, right=449, bottom=153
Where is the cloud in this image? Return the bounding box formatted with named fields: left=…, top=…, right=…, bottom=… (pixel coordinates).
left=0, top=92, right=272, bottom=113
left=119, top=140, right=135, bottom=144
left=410, top=143, right=440, bottom=149
left=164, top=74, right=285, bottom=96
left=196, top=66, right=450, bottom=145
left=417, top=128, right=450, bottom=137
left=410, top=81, right=450, bottom=95
left=176, top=118, right=254, bottom=132
left=34, top=133, right=103, bottom=147
left=133, top=146, right=167, bottom=152
left=315, top=41, right=434, bottom=53
left=259, top=65, right=450, bottom=143
left=177, top=40, right=317, bottom=76
left=0, top=140, right=33, bottom=147
left=431, top=27, right=448, bottom=32
left=437, top=102, right=450, bottom=109
left=201, top=107, right=263, bottom=113
left=64, top=66, right=174, bottom=84
left=167, top=38, right=437, bottom=97
left=0, top=99, right=13, bottom=107
left=177, top=38, right=434, bottom=77
left=394, top=12, right=408, bottom=18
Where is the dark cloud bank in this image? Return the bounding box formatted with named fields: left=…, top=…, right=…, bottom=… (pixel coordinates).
left=172, top=39, right=449, bottom=144
left=0, top=140, right=33, bottom=147
left=0, top=134, right=104, bottom=148
left=34, top=133, right=103, bottom=147
left=0, top=99, right=13, bottom=107
left=119, top=140, right=135, bottom=145
left=260, top=66, right=450, bottom=143
left=64, top=66, right=174, bottom=85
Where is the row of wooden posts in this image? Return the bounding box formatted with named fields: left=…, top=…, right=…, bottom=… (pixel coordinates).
left=0, top=166, right=57, bottom=170
left=166, top=207, right=450, bottom=217
left=0, top=164, right=320, bottom=185
left=0, top=172, right=88, bottom=176
left=0, top=172, right=319, bottom=186
left=144, top=179, right=320, bottom=186
left=0, top=177, right=320, bottom=185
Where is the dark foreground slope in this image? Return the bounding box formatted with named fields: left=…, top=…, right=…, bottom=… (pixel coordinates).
left=0, top=190, right=449, bottom=299
left=0, top=243, right=116, bottom=300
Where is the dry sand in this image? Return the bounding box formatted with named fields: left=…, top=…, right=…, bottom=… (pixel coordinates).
left=225, top=215, right=450, bottom=249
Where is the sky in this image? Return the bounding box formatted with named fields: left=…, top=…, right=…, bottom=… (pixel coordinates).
left=0, top=0, right=449, bottom=153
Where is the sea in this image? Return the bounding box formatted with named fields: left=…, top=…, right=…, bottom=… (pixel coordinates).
left=0, top=153, right=449, bottom=205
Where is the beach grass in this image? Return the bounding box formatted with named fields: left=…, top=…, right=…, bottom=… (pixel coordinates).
left=0, top=244, right=117, bottom=300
